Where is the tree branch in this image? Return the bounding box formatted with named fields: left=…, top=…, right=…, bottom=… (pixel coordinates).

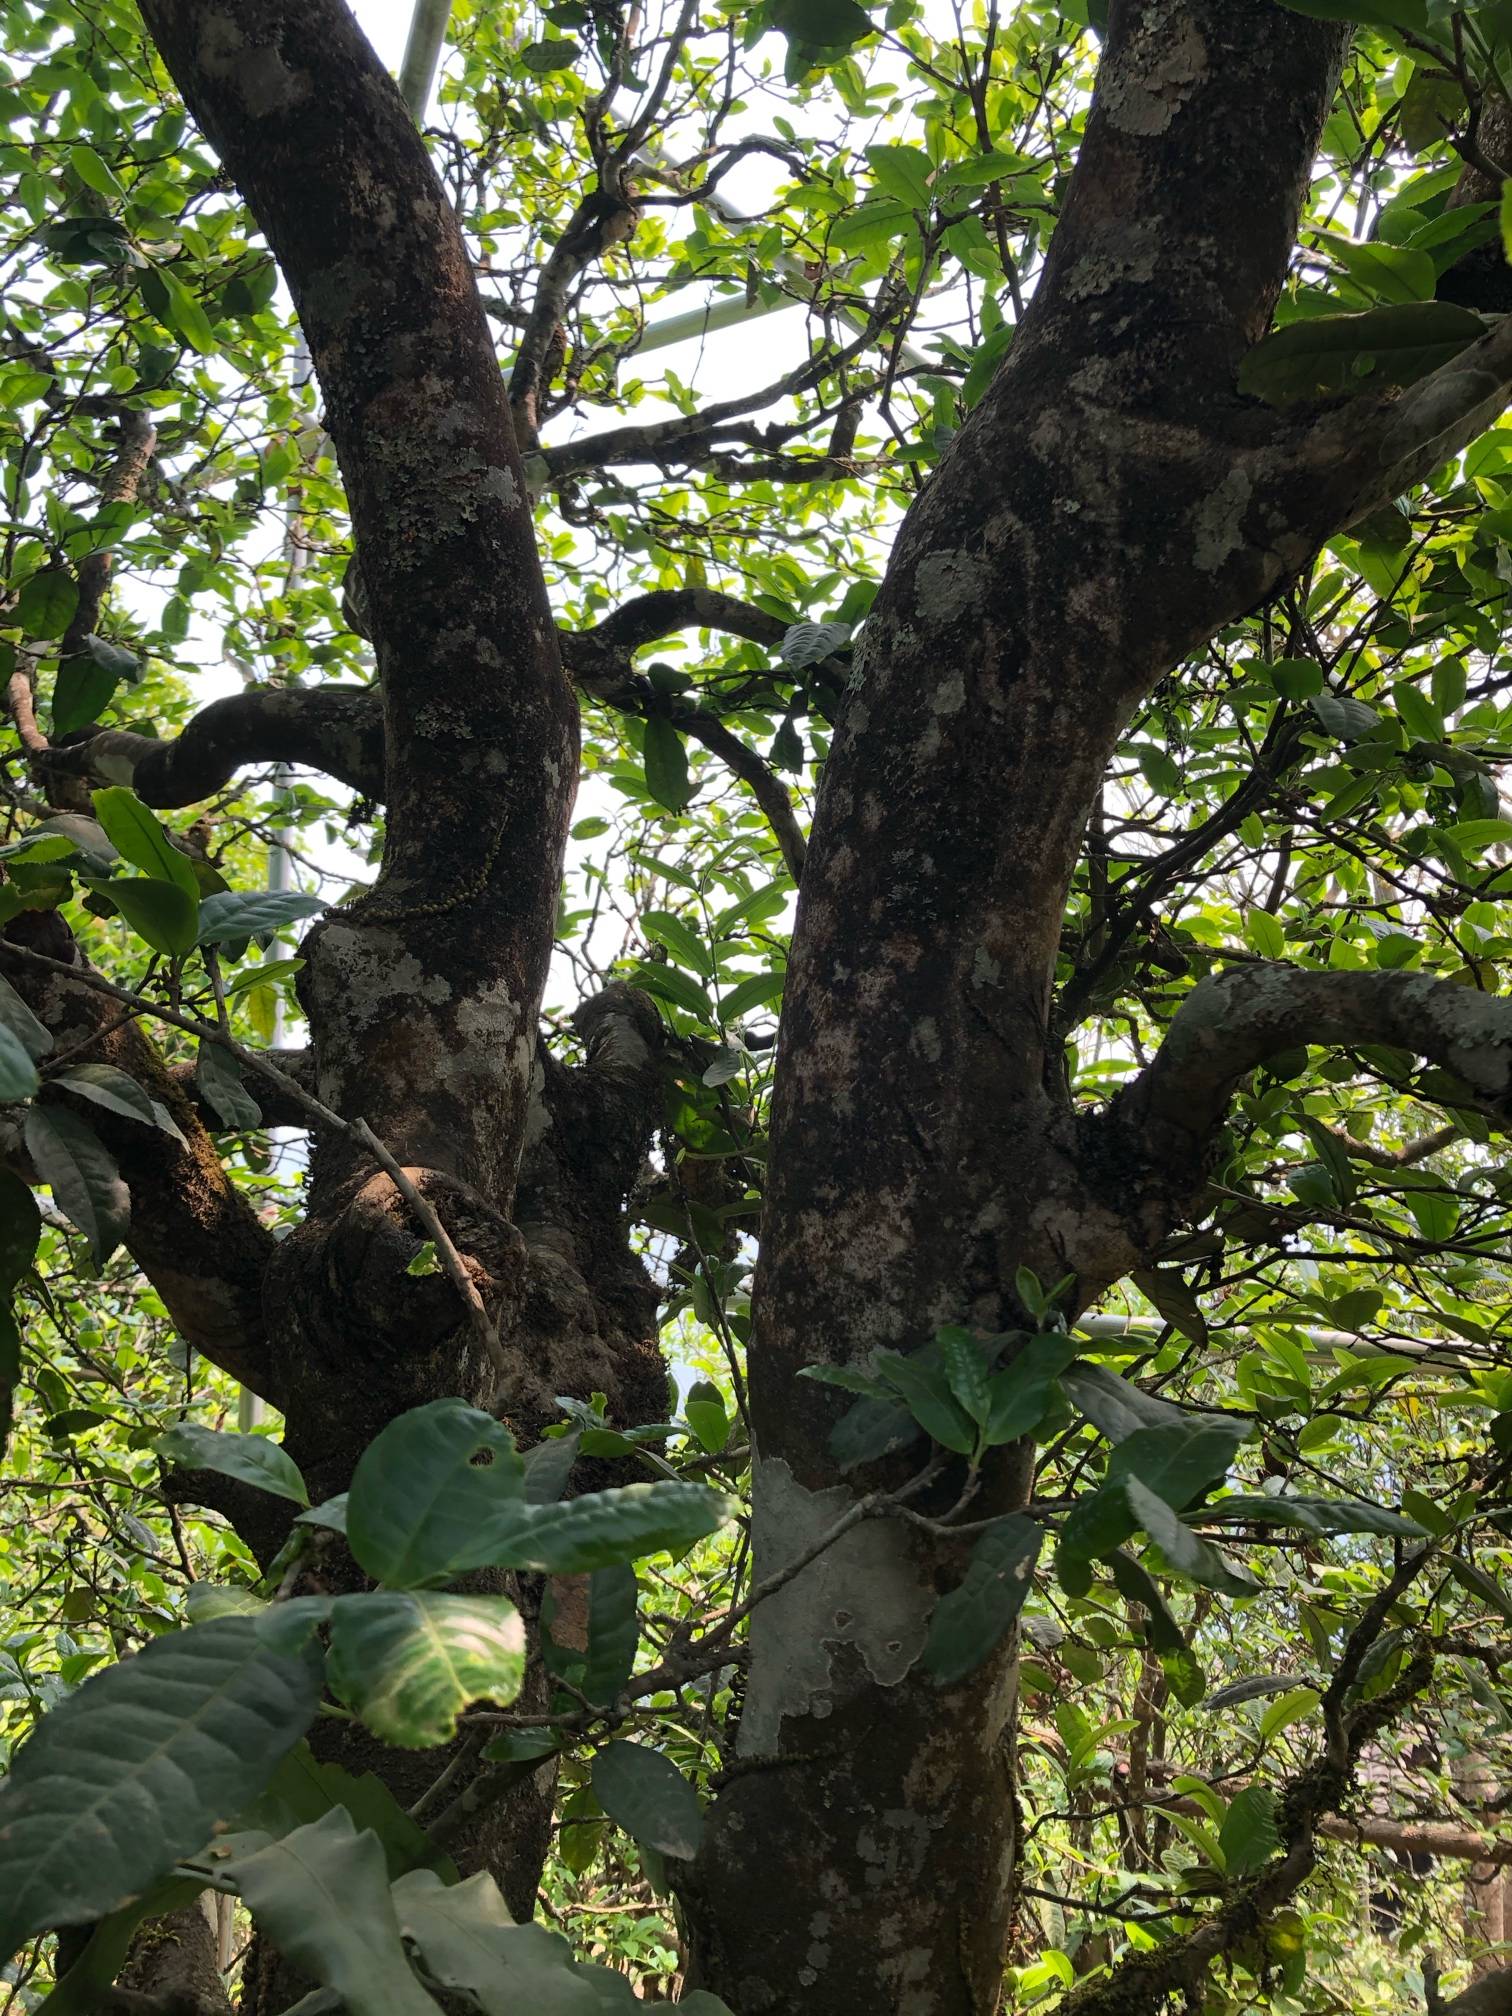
left=0, top=912, right=279, bottom=1401
left=1115, top=966, right=1512, bottom=1180
left=39, top=684, right=385, bottom=807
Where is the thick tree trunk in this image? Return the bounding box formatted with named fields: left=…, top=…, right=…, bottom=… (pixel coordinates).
left=683, top=6, right=1347, bottom=2008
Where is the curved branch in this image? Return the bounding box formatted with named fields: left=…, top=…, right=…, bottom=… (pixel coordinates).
left=579, top=586, right=790, bottom=658
left=674, top=711, right=806, bottom=881
left=1116, top=965, right=1512, bottom=1171
left=43, top=685, right=385, bottom=806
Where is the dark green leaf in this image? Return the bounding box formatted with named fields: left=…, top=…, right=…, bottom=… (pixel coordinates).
left=155, top=1423, right=310, bottom=1507
left=15, top=567, right=79, bottom=641
left=1239, top=301, right=1483, bottom=407
left=522, top=37, right=580, bottom=69
left=23, top=1105, right=129, bottom=1266
left=874, top=1348, right=975, bottom=1453
left=51, top=656, right=120, bottom=736
left=1126, top=1478, right=1258, bottom=1598
left=1199, top=1494, right=1426, bottom=1538
left=393, top=1869, right=607, bottom=2014
left=224, top=1810, right=441, bottom=2016
left=1219, top=1785, right=1282, bottom=1877
left=923, top=1515, right=1045, bottom=1685
left=829, top=1393, right=922, bottom=1470
left=581, top=1562, right=639, bottom=1708
left=592, top=1740, right=703, bottom=1859
left=196, top=1041, right=262, bottom=1129
left=0, top=976, right=52, bottom=1062
left=0, top=1619, right=321, bottom=1959
left=0, top=1170, right=41, bottom=1291
left=0, top=1024, right=39, bottom=1102
left=53, top=1063, right=186, bottom=1144
left=1106, top=1416, right=1249, bottom=1512
left=643, top=718, right=692, bottom=813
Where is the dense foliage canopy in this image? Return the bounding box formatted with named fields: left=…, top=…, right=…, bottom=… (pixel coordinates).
left=4, top=0, right=1512, bottom=2011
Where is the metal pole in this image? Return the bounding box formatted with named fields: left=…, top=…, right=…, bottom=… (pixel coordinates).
left=398, top=0, right=454, bottom=120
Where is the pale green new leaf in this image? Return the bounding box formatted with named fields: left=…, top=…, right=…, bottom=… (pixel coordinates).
left=327, top=1591, right=526, bottom=1747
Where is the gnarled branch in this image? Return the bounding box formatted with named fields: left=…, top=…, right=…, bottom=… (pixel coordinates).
left=1116, top=966, right=1512, bottom=1181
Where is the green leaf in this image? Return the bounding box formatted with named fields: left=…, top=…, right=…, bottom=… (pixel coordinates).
left=718, top=969, right=785, bottom=1021
left=0, top=976, right=52, bottom=1060
left=15, top=567, right=79, bottom=641
left=938, top=1326, right=993, bottom=1426
left=982, top=1333, right=1081, bottom=1446
left=347, top=1399, right=526, bottom=1589
left=684, top=1378, right=731, bottom=1455
left=1219, top=1785, right=1282, bottom=1878
left=874, top=1348, right=975, bottom=1453
left=1450, top=1555, right=1512, bottom=1623
left=1203, top=1674, right=1297, bottom=1710
left=643, top=718, right=693, bottom=813
left=0, top=1023, right=40, bottom=1101
left=196, top=1040, right=262, bottom=1129
left=1107, top=1549, right=1190, bottom=1657
left=1106, top=1416, right=1249, bottom=1512
left=51, top=656, right=120, bottom=736
left=0, top=1169, right=41, bottom=1290
left=103, top=875, right=199, bottom=959
left=23, top=1105, right=129, bottom=1266
left=327, top=1591, right=526, bottom=1747
left=1199, top=1494, right=1426, bottom=1538
left=473, top=1481, right=737, bottom=1575
left=923, top=1514, right=1045, bottom=1685
left=866, top=143, right=933, bottom=209
left=1060, top=1362, right=1189, bottom=1443
left=68, top=144, right=125, bottom=203
left=1126, top=1477, right=1257, bottom=1598
left=53, top=1063, right=186, bottom=1144
left=1311, top=691, right=1381, bottom=742
left=581, top=1563, right=639, bottom=1708
left=196, top=889, right=326, bottom=945
left=224, top=1810, right=442, bottom=2016
left=90, top=789, right=199, bottom=899
left=0, top=1619, right=321, bottom=1960
left=592, top=1740, right=703, bottom=1859
left=642, top=909, right=712, bottom=976
left=1238, top=301, right=1483, bottom=407
left=393, top=1869, right=607, bottom=2014
left=154, top=1423, right=310, bottom=1507
left=140, top=264, right=218, bottom=356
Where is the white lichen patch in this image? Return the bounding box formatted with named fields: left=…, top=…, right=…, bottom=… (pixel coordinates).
left=737, top=1459, right=932, bottom=1754
left=1102, top=7, right=1207, bottom=137
left=911, top=549, right=993, bottom=626
left=1191, top=464, right=1254, bottom=573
